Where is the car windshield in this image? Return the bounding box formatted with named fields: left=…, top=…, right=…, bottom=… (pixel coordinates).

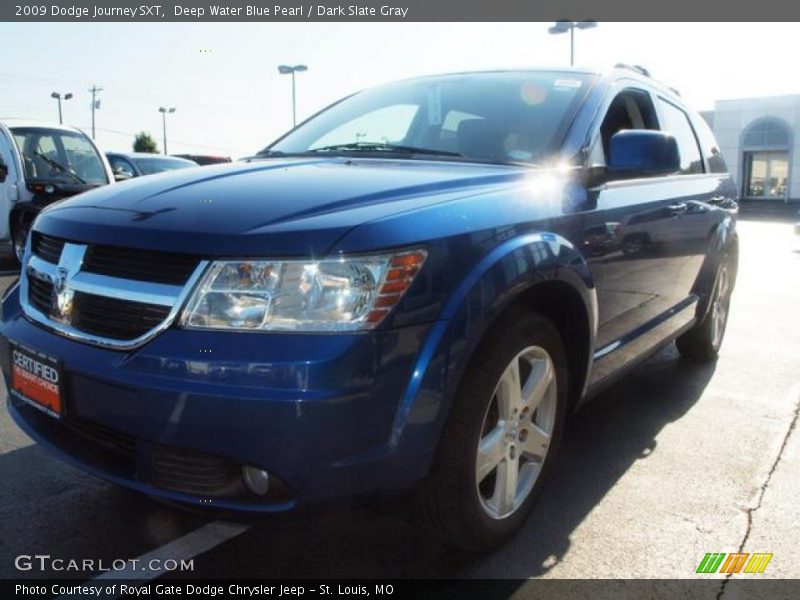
left=11, top=127, right=108, bottom=185
left=133, top=156, right=196, bottom=175
left=265, top=71, right=593, bottom=165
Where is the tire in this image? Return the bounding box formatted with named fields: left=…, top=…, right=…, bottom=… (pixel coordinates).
left=11, top=221, right=30, bottom=266
left=415, top=308, right=568, bottom=552
left=676, top=254, right=735, bottom=362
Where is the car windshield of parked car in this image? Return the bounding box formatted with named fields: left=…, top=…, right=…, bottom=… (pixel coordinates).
left=265, top=72, right=593, bottom=165
left=11, top=127, right=108, bottom=185
left=133, top=156, right=197, bottom=175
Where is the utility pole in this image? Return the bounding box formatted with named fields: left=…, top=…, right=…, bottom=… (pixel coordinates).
left=89, top=85, right=103, bottom=139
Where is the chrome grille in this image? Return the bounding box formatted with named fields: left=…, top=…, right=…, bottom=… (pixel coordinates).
left=83, top=244, right=200, bottom=285
left=27, top=276, right=53, bottom=314
left=31, top=232, right=66, bottom=264
left=72, top=292, right=171, bottom=341
left=21, top=233, right=208, bottom=349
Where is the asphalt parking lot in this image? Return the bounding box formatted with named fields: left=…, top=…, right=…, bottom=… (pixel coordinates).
left=0, top=218, right=798, bottom=586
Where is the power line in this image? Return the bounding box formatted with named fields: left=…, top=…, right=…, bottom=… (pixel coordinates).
left=87, top=126, right=247, bottom=155
left=0, top=71, right=238, bottom=114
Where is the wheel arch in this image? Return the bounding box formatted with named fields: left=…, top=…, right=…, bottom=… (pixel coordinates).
left=9, top=203, right=38, bottom=235
left=508, top=279, right=594, bottom=410
left=387, top=231, right=597, bottom=479
left=693, top=215, right=739, bottom=320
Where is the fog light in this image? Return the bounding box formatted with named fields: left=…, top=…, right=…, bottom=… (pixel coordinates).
left=242, top=466, right=270, bottom=496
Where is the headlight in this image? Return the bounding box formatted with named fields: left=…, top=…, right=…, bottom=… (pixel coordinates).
left=180, top=250, right=426, bottom=332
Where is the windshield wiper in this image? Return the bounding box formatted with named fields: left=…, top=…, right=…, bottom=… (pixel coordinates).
left=33, top=152, right=86, bottom=184
left=306, top=142, right=464, bottom=157
left=254, top=149, right=288, bottom=158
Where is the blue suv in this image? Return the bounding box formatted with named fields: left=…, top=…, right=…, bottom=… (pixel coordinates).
left=1, top=67, right=737, bottom=550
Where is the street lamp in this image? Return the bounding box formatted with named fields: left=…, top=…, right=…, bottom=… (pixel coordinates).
left=50, top=91, right=73, bottom=124
left=158, top=107, right=176, bottom=155
left=278, top=64, right=308, bottom=127
left=547, top=21, right=597, bottom=67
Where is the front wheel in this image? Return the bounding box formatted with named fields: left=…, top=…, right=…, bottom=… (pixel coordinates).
left=416, top=309, right=568, bottom=552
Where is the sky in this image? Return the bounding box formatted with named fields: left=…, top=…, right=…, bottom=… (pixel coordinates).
left=1, top=22, right=798, bottom=158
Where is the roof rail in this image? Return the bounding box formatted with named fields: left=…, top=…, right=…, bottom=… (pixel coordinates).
left=614, top=63, right=651, bottom=78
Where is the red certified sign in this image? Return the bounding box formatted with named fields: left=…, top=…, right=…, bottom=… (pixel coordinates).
left=10, top=343, right=63, bottom=418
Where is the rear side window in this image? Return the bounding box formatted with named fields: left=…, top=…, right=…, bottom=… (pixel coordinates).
left=656, top=99, right=703, bottom=174
left=692, top=116, right=728, bottom=174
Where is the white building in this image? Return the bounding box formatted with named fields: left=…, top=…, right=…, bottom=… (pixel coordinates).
left=702, top=95, right=800, bottom=204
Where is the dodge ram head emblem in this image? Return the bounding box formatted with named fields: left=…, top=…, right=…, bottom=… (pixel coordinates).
left=51, top=267, right=74, bottom=324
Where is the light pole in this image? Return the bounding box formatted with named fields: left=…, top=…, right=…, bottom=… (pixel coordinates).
left=278, top=64, right=308, bottom=127
left=547, top=21, right=597, bottom=67
left=50, top=91, right=73, bottom=124
left=158, top=107, right=176, bottom=155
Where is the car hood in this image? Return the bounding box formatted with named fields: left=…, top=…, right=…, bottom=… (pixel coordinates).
left=35, top=157, right=526, bottom=256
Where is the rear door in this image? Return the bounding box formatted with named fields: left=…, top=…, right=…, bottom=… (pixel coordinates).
left=651, top=96, right=729, bottom=302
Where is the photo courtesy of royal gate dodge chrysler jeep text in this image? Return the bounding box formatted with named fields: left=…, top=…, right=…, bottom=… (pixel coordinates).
left=0, top=67, right=738, bottom=551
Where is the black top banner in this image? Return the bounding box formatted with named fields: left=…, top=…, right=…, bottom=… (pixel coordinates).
left=3, top=0, right=800, bottom=22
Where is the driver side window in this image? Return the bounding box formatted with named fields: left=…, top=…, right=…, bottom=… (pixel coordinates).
left=589, top=88, right=659, bottom=170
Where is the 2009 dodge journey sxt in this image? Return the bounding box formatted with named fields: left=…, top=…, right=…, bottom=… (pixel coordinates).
left=1, top=67, right=738, bottom=550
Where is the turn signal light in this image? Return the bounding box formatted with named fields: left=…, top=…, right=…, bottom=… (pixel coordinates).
left=365, top=250, right=427, bottom=325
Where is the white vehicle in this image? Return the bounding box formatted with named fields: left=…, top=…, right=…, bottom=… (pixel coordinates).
left=0, top=120, right=114, bottom=262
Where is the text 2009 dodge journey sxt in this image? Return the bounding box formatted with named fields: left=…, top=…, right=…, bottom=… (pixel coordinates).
left=1, top=67, right=737, bottom=550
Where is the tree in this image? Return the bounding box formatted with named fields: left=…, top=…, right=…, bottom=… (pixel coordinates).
left=133, top=131, right=159, bottom=153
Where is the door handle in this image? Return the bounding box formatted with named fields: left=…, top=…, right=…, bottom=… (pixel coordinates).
left=668, top=202, right=687, bottom=214
left=709, top=195, right=737, bottom=210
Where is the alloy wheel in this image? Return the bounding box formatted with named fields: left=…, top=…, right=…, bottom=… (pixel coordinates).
left=476, top=345, right=557, bottom=520
left=710, top=264, right=731, bottom=350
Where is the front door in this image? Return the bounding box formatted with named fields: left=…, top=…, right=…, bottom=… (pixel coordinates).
left=0, top=130, right=18, bottom=242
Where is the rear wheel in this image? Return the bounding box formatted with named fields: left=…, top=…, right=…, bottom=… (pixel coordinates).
left=676, top=255, right=734, bottom=362
left=416, top=309, right=568, bottom=551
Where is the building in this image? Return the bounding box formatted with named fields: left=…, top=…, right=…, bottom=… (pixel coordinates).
left=702, top=95, right=800, bottom=206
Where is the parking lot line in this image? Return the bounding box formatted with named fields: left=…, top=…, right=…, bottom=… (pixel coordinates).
left=55, top=521, right=250, bottom=599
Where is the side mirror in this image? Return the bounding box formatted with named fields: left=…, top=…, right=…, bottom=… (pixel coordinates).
left=113, top=168, right=133, bottom=182
left=607, top=130, right=680, bottom=179
left=0, top=159, right=8, bottom=183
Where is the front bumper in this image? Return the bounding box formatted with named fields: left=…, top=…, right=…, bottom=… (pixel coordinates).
left=1, top=284, right=434, bottom=512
